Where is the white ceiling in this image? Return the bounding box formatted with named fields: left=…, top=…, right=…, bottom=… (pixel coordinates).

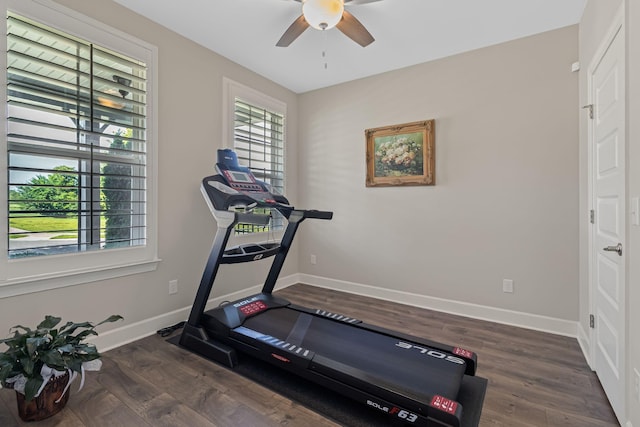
left=113, top=0, right=587, bottom=94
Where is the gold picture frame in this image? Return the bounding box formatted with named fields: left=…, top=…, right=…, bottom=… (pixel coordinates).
left=365, top=120, right=435, bottom=187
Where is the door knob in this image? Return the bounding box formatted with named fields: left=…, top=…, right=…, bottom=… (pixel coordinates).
left=603, top=243, right=623, bottom=256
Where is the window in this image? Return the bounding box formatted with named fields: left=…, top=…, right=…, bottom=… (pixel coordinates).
left=7, top=12, right=146, bottom=257
left=1, top=0, right=158, bottom=296
left=225, top=79, right=286, bottom=234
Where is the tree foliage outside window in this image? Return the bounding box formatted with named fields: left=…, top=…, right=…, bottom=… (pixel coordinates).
left=14, top=166, right=78, bottom=217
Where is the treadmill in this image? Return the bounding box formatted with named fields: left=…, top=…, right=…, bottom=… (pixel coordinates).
left=179, top=149, right=486, bottom=426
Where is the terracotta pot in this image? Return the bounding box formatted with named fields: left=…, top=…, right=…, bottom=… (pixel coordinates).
left=15, top=372, right=70, bottom=422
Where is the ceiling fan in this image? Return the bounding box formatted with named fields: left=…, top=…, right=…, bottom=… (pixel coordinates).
left=276, top=0, right=382, bottom=48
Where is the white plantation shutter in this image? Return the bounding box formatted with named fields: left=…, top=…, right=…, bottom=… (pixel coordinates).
left=6, top=12, right=148, bottom=258
left=233, top=99, right=285, bottom=193
left=233, top=97, right=285, bottom=234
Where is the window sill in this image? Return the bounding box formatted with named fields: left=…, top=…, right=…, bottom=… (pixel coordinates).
left=0, top=258, right=161, bottom=299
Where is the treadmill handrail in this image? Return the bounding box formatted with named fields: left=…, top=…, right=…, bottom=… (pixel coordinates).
left=302, top=209, right=333, bottom=220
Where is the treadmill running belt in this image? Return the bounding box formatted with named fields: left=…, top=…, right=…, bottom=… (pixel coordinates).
left=242, top=307, right=466, bottom=403
left=285, top=312, right=313, bottom=345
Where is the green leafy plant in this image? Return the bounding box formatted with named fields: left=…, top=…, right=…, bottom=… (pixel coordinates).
left=14, top=166, right=79, bottom=217
left=0, top=315, right=123, bottom=401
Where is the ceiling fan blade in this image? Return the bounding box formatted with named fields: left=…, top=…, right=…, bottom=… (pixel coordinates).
left=336, top=10, right=374, bottom=47
left=276, top=15, right=310, bottom=47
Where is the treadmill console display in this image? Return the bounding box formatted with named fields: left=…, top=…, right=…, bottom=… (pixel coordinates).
left=215, top=149, right=274, bottom=199
left=202, top=149, right=292, bottom=214
left=220, top=169, right=264, bottom=193
left=228, top=171, right=252, bottom=183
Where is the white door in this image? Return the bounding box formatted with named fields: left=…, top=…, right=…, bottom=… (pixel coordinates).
left=589, top=18, right=625, bottom=423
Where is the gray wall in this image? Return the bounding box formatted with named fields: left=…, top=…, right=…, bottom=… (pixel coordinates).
left=297, top=26, right=579, bottom=321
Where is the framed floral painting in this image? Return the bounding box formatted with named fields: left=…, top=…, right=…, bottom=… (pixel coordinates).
left=365, top=120, right=435, bottom=187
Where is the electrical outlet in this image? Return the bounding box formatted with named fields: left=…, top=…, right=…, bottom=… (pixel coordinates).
left=169, top=279, right=178, bottom=295
left=503, top=279, right=514, bottom=293
left=634, top=368, right=640, bottom=403
left=310, top=254, right=317, bottom=265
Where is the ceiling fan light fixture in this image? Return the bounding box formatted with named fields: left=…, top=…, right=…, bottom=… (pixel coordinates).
left=302, top=0, right=344, bottom=31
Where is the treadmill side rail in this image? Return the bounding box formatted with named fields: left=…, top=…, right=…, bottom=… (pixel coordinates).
left=290, top=303, right=363, bottom=325
left=232, top=326, right=316, bottom=369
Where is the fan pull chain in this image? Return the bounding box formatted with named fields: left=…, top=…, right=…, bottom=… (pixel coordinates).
left=322, top=30, right=329, bottom=70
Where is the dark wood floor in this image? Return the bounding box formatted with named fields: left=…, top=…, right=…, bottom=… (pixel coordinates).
left=0, top=284, right=618, bottom=426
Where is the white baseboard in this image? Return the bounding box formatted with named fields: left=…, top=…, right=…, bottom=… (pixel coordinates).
left=92, top=272, right=579, bottom=353
left=297, top=274, right=579, bottom=338
left=91, top=273, right=299, bottom=352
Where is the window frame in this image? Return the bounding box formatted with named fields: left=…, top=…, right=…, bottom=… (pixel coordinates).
left=222, top=77, right=287, bottom=237
left=0, top=0, right=159, bottom=298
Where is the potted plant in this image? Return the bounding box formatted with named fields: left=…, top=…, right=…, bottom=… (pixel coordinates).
left=0, top=314, right=123, bottom=421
